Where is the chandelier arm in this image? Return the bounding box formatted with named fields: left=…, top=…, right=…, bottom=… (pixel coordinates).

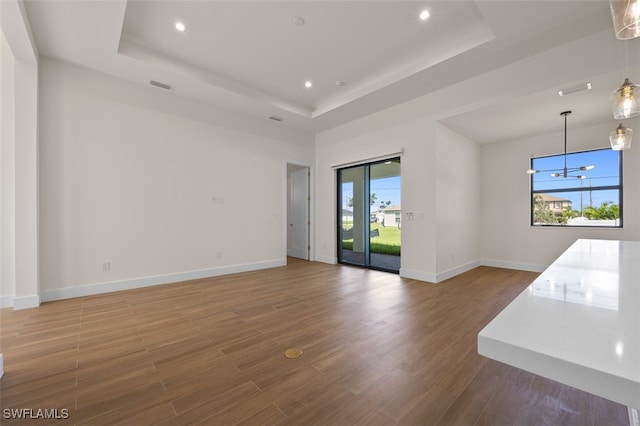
left=535, top=167, right=583, bottom=173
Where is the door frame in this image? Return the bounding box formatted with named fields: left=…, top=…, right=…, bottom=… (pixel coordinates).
left=336, top=157, right=401, bottom=273
left=285, top=161, right=314, bottom=262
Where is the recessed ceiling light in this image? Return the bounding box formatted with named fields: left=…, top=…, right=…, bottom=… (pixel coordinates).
left=292, top=16, right=305, bottom=26
left=175, top=22, right=186, bottom=32
left=335, top=80, right=346, bottom=87
left=304, top=81, right=313, bottom=89
left=419, top=9, right=430, bottom=21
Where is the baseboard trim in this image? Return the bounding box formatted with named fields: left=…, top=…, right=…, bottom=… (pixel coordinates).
left=402, top=258, right=545, bottom=284
left=0, top=295, right=15, bottom=309
left=12, top=295, right=41, bottom=310
left=41, top=259, right=286, bottom=303
left=481, top=258, right=547, bottom=273
left=34, top=257, right=547, bottom=305
left=400, top=268, right=437, bottom=284
left=315, top=255, right=337, bottom=265
left=436, top=260, right=482, bottom=283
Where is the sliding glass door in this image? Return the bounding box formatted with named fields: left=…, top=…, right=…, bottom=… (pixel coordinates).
left=337, top=158, right=401, bottom=272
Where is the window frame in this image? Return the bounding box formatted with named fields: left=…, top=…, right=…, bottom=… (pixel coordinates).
left=529, top=148, right=623, bottom=228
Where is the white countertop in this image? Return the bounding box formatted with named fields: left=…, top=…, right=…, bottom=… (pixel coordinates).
left=478, top=239, right=640, bottom=409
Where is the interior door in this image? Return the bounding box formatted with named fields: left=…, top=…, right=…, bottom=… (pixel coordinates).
left=289, top=167, right=309, bottom=260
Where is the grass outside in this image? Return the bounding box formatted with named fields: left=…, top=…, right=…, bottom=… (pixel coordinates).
left=341, top=222, right=401, bottom=256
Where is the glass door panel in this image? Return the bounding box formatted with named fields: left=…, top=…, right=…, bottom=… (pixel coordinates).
left=338, top=165, right=368, bottom=267
left=369, top=159, right=401, bottom=271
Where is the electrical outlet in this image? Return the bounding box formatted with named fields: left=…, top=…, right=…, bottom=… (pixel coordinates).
left=102, top=262, right=111, bottom=272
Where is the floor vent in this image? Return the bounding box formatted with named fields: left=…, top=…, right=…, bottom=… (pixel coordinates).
left=284, top=348, right=302, bottom=358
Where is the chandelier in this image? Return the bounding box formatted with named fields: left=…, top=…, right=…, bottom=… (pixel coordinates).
left=526, top=111, right=595, bottom=179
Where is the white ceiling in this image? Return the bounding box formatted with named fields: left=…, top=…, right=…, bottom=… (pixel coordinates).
left=120, top=1, right=492, bottom=118
left=20, top=1, right=640, bottom=143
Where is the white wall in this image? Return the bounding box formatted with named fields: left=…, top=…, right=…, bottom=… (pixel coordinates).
left=315, top=114, right=480, bottom=282
left=480, top=121, right=640, bottom=271
left=0, top=29, right=16, bottom=307
left=1, top=0, right=40, bottom=309
left=38, top=58, right=314, bottom=302
left=435, top=123, right=480, bottom=280
left=315, top=117, right=433, bottom=272
left=13, top=56, right=39, bottom=309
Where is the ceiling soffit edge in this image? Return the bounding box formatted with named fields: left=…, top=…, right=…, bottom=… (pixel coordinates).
left=117, top=36, right=314, bottom=118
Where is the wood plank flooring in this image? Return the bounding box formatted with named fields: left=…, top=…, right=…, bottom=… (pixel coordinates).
left=0, top=259, right=630, bottom=425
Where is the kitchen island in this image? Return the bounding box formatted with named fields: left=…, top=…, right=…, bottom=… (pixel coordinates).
left=478, top=239, right=639, bottom=413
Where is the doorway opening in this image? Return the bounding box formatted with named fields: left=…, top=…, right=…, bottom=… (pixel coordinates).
left=337, top=158, right=401, bottom=272
left=287, top=164, right=310, bottom=260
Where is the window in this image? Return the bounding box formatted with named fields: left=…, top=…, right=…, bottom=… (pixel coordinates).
left=530, top=148, right=622, bottom=227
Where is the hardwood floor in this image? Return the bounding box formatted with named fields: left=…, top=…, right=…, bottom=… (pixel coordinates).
left=0, top=259, right=630, bottom=425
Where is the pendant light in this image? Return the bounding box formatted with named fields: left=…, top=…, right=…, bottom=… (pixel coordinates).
left=612, top=77, right=640, bottom=119
left=526, top=111, right=595, bottom=178
left=609, top=0, right=640, bottom=40
left=609, top=123, right=634, bottom=150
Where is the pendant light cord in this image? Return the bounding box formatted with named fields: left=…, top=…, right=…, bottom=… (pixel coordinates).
left=562, top=111, right=571, bottom=176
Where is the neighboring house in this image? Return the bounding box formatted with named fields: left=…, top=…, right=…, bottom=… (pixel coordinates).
left=382, top=205, right=401, bottom=227
left=536, top=194, right=572, bottom=216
